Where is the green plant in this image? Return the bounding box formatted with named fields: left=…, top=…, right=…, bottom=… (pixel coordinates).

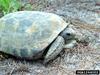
left=0, top=0, right=21, bottom=15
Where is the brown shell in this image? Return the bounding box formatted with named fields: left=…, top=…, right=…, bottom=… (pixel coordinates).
left=0, top=11, right=69, bottom=59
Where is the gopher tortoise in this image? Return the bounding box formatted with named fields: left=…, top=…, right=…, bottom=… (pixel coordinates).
left=0, top=11, right=77, bottom=63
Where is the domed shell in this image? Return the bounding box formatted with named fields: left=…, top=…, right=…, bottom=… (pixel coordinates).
left=0, top=11, right=69, bottom=59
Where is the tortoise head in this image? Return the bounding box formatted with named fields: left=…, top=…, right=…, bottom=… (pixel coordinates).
left=60, top=25, right=76, bottom=41
left=60, top=25, right=77, bottom=48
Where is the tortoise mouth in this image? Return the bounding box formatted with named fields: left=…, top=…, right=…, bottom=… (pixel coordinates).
left=66, top=34, right=76, bottom=40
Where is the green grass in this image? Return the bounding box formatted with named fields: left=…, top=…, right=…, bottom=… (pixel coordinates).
left=0, top=0, right=21, bottom=15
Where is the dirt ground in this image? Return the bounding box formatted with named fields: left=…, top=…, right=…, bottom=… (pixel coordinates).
left=0, top=0, right=100, bottom=75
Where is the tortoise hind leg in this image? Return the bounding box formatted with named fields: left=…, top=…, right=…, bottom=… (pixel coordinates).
left=44, top=36, right=65, bottom=64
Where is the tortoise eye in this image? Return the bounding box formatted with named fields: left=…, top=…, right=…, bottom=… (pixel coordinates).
left=66, top=33, right=71, bottom=36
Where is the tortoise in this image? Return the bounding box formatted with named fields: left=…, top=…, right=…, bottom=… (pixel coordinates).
left=0, top=11, right=77, bottom=63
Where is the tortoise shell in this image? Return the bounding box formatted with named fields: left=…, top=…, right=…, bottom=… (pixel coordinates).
left=0, top=11, right=69, bottom=59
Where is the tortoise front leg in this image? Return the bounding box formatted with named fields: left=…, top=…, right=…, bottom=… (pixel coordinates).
left=44, top=36, right=65, bottom=64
